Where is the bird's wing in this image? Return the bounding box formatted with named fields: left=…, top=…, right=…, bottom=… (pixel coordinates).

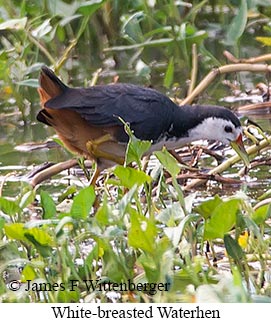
left=44, top=83, right=175, bottom=141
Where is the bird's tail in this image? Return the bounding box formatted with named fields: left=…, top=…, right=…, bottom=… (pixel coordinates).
left=38, top=66, right=68, bottom=104
left=37, top=66, right=69, bottom=126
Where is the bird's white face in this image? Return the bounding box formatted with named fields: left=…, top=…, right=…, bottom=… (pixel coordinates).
left=188, top=117, right=242, bottom=144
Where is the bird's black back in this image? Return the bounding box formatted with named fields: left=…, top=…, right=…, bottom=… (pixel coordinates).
left=44, top=82, right=240, bottom=143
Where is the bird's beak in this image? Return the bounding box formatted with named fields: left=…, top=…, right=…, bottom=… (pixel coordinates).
left=230, top=134, right=250, bottom=166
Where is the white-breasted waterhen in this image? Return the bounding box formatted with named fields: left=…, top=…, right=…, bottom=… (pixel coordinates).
left=37, top=66, right=249, bottom=184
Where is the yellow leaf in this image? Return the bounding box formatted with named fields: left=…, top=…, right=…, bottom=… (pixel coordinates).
left=256, top=37, right=271, bottom=46
left=238, top=231, right=249, bottom=249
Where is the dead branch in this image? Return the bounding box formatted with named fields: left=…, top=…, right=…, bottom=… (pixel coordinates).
left=30, top=159, right=79, bottom=187
left=180, top=63, right=271, bottom=105
left=183, top=135, right=271, bottom=191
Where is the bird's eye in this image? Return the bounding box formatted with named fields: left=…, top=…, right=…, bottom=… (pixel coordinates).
left=224, top=125, right=233, bottom=133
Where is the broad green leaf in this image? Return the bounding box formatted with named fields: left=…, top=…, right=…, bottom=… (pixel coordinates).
left=204, top=199, right=241, bottom=240
left=70, top=186, right=95, bottom=219
left=224, top=234, right=244, bottom=260
left=40, top=190, right=56, bottom=219
left=25, top=227, right=53, bottom=246
left=128, top=209, right=157, bottom=254
left=225, top=0, right=247, bottom=45
left=155, top=148, right=180, bottom=177
left=114, top=166, right=152, bottom=189
left=196, top=195, right=223, bottom=219
left=0, top=197, right=21, bottom=216
left=252, top=204, right=271, bottom=225
left=4, top=223, right=28, bottom=242
left=25, top=228, right=54, bottom=257
left=163, top=56, right=174, bottom=89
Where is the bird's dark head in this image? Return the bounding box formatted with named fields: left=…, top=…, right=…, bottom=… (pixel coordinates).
left=182, top=105, right=249, bottom=165
left=185, top=105, right=241, bottom=144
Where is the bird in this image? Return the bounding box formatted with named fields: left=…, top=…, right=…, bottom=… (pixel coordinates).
left=37, top=66, right=249, bottom=185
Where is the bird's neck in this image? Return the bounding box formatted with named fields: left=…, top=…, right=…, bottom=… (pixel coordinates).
left=167, top=105, right=226, bottom=144
left=169, top=105, right=205, bottom=139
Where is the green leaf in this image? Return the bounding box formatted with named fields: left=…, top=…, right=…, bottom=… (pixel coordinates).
left=57, top=289, right=80, bottom=302
left=95, top=197, right=110, bottom=226
left=252, top=204, right=271, bottom=225
left=16, top=79, right=39, bottom=88
left=0, top=197, right=21, bottom=216
left=164, top=214, right=200, bottom=247
left=118, top=185, right=138, bottom=218
left=204, top=199, right=241, bottom=240
left=224, top=234, right=244, bottom=260
left=21, top=264, right=37, bottom=282
left=4, top=223, right=28, bottom=242
left=156, top=202, right=185, bottom=225
left=128, top=209, right=157, bottom=254
left=121, top=11, right=145, bottom=43
left=77, top=0, right=107, bottom=16
left=47, top=0, right=78, bottom=17
left=31, top=19, right=52, bottom=39
left=225, top=0, right=247, bottom=45
left=19, top=189, right=35, bottom=210
left=163, top=57, right=174, bottom=89
left=124, top=123, right=151, bottom=166
left=25, top=227, right=54, bottom=246
left=114, top=166, right=152, bottom=189
left=25, top=228, right=54, bottom=257
left=0, top=217, right=5, bottom=231
left=243, top=216, right=263, bottom=241
left=137, top=253, right=159, bottom=282
left=55, top=216, right=75, bottom=236
left=0, top=241, right=25, bottom=263
left=196, top=195, right=223, bottom=219
left=70, top=186, right=95, bottom=219
left=155, top=148, right=180, bottom=177
left=40, top=190, right=56, bottom=219
left=0, top=17, right=27, bottom=30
